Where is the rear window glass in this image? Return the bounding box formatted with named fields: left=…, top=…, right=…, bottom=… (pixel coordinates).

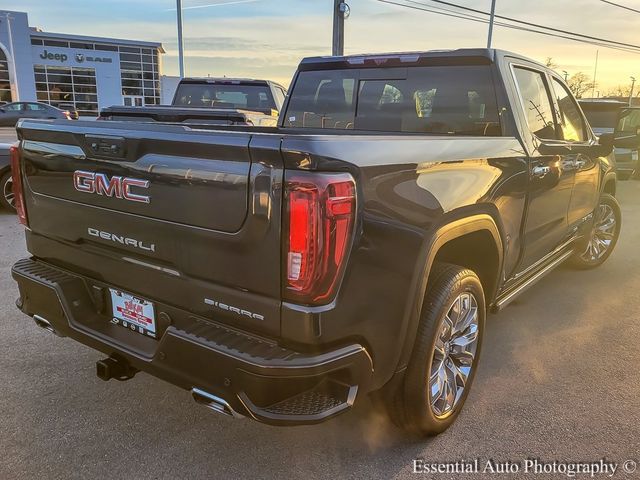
left=284, top=66, right=501, bottom=135
left=580, top=104, right=622, bottom=129
left=173, top=83, right=276, bottom=110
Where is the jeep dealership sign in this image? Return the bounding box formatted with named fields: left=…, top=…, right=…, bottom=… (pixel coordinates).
left=39, top=49, right=112, bottom=64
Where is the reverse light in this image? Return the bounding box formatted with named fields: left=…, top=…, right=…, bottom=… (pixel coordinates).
left=283, top=171, right=356, bottom=305
left=9, top=144, right=28, bottom=226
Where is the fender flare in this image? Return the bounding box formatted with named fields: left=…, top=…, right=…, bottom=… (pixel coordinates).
left=395, top=213, right=504, bottom=371
left=602, top=171, right=617, bottom=195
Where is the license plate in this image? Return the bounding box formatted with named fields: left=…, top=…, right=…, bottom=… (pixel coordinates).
left=110, top=289, right=156, bottom=338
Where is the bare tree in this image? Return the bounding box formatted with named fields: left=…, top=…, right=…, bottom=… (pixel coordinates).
left=567, top=72, right=595, bottom=98
left=605, top=85, right=632, bottom=97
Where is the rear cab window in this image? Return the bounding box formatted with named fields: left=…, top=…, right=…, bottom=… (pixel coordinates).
left=283, top=65, right=502, bottom=136
left=581, top=105, right=621, bottom=130
left=173, top=82, right=276, bottom=110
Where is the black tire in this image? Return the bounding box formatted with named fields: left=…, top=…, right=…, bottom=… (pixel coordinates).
left=569, top=193, right=621, bottom=269
left=0, top=170, right=15, bottom=212
left=387, top=262, right=485, bottom=436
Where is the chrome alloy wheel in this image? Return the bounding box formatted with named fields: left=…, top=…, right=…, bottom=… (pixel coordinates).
left=3, top=174, right=14, bottom=209
left=429, top=292, right=479, bottom=418
left=581, top=203, right=617, bottom=262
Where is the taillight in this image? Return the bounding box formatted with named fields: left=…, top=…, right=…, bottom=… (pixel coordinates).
left=9, top=144, right=28, bottom=226
left=283, top=171, right=356, bottom=305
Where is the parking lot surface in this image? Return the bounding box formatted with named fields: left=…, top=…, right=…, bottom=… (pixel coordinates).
left=0, top=127, right=17, bottom=144
left=0, top=182, right=639, bottom=479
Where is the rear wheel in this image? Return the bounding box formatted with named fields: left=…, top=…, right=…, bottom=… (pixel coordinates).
left=388, top=263, right=485, bottom=436
left=569, top=193, right=621, bottom=269
left=0, top=171, right=15, bottom=211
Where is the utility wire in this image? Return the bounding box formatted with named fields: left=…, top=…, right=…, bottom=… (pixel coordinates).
left=375, top=0, right=640, bottom=54
left=407, top=0, right=640, bottom=51
left=599, top=0, right=640, bottom=14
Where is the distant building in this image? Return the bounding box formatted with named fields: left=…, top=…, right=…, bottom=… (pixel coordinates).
left=0, top=10, right=165, bottom=115
left=160, top=75, right=182, bottom=105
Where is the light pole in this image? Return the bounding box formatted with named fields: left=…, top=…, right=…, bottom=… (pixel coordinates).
left=562, top=70, right=568, bottom=82
left=332, top=1, right=349, bottom=56
left=630, top=76, right=636, bottom=106
left=486, top=0, right=497, bottom=48
left=176, top=0, right=185, bottom=77
left=1, top=12, right=19, bottom=100
left=591, top=50, right=599, bottom=99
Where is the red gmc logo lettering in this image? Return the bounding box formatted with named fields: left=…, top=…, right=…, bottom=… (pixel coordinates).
left=73, top=170, right=150, bottom=204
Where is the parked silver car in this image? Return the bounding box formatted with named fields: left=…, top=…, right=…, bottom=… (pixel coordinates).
left=0, top=102, right=74, bottom=127
left=0, top=143, right=13, bottom=211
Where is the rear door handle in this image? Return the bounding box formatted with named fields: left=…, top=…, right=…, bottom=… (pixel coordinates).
left=532, top=165, right=551, bottom=177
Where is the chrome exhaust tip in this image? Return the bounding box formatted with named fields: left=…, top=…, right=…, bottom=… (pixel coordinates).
left=191, top=388, right=244, bottom=419
left=33, top=315, right=63, bottom=337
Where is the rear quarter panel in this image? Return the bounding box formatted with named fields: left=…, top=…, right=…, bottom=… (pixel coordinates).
left=281, top=134, right=528, bottom=387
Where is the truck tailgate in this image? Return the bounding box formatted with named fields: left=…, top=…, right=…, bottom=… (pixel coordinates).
left=17, top=120, right=284, bottom=336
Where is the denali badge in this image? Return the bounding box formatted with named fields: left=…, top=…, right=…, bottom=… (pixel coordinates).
left=204, top=298, right=265, bottom=321
left=88, top=228, right=156, bottom=253
left=73, top=170, right=150, bottom=204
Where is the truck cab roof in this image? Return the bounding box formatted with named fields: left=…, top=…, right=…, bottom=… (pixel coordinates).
left=297, top=48, right=545, bottom=70
left=178, top=77, right=286, bottom=89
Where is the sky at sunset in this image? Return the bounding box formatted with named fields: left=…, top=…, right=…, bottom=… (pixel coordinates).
left=4, top=0, right=640, bottom=93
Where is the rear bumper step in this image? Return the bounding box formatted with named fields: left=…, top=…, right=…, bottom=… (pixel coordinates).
left=12, top=257, right=374, bottom=426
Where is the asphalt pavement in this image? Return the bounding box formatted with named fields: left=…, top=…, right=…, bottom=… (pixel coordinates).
left=0, top=127, right=17, bottom=144
left=0, top=181, right=639, bottom=479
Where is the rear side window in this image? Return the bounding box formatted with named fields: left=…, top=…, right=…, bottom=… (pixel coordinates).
left=513, top=67, right=556, bottom=140
left=26, top=103, right=46, bottom=111
left=284, top=66, right=501, bottom=135
left=617, top=109, right=640, bottom=133
left=273, top=87, right=286, bottom=110
left=550, top=78, right=586, bottom=142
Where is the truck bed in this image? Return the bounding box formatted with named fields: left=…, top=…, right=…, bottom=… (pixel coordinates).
left=99, top=105, right=278, bottom=127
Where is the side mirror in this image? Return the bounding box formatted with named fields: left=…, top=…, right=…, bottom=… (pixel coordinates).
left=0, top=107, right=5, bottom=113
left=597, top=132, right=615, bottom=156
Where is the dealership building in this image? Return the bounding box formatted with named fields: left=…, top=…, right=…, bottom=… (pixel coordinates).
left=0, top=10, right=165, bottom=115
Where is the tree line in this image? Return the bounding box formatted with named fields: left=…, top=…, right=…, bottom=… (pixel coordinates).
left=545, top=57, right=637, bottom=99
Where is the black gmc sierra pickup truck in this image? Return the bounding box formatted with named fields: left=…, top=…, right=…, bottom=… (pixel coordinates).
left=10, top=49, right=631, bottom=436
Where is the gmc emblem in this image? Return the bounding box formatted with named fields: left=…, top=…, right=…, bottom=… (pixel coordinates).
left=73, top=170, right=150, bottom=204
